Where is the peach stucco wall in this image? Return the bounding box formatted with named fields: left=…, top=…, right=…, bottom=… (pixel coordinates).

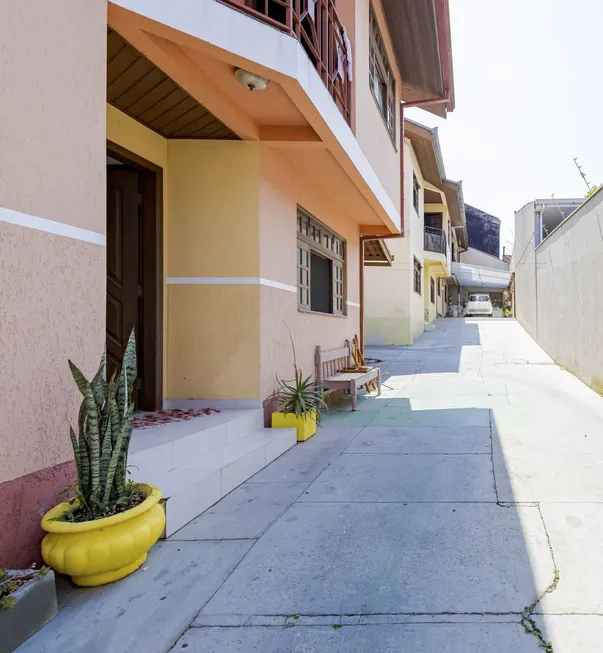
left=0, top=0, right=106, bottom=566
left=1, top=0, right=106, bottom=233
left=0, top=224, right=105, bottom=484
left=259, top=146, right=360, bottom=398
left=0, top=0, right=106, bottom=484
left=351, top=0, right=402, bottom=214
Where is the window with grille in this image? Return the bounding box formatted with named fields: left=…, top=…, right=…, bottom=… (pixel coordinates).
left=413, top=174, right=421, bottom=214
left=413, top=257, right=422, bottom=295
left=369, top=6, right=395, bottom=142
left=437, top=278, right=441, bottom=297
left=430, top=277, right=435, bottom=304
left=297, top=207, right=346, bottom=315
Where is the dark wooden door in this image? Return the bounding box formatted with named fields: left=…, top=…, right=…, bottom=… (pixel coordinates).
left=106, top=166, right=142, bottom=403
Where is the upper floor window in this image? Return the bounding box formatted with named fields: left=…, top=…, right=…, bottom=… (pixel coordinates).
left=297, top=208, right=345, bottom=315
left=413, top=174, right=421, bottom=213
left=369, top=6, right=395, bottom=142
left=413, top=257, right=422, bottom=295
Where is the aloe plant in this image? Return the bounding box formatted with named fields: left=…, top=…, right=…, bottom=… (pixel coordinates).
left=269, top=366, right=328, bottom=420
left=66, top=330, right=137, bottom=515
left=268, top=321, right=327, bottom=420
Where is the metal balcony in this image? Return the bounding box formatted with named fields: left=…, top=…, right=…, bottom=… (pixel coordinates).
left=424, top=226, right=447, bottom=255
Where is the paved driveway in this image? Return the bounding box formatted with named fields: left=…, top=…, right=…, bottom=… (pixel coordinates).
left=24, top=319, right=603, bottom=652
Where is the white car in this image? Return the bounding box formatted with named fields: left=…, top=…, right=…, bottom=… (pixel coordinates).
left=465, top=293, right=493, bottom=317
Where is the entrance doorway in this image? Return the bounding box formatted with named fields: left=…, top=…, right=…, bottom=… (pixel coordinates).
left=106, top=142, right=162, bottom=410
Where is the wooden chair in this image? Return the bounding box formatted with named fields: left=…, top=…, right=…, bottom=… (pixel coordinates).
left=315, top=340, right=381, bottom=411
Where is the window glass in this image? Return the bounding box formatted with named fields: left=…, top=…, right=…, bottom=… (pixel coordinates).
left=297, top=208, right=346, bottom=315
left=369, top=6, right=395, bottom=141
left=413, top=257, right=422, bottom=295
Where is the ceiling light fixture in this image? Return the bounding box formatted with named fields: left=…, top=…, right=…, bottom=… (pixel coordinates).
left=234, top=68, right=269, bottom=91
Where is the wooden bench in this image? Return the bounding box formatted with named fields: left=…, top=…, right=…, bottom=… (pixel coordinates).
left=315, top=340, right=381, bottom=411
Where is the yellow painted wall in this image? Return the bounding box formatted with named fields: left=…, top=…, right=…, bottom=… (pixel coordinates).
left=166, top=141, right=260, bottom=278
left=167, top=285, right=260, bottom=399
left=166, top=141, right=262, bottom=399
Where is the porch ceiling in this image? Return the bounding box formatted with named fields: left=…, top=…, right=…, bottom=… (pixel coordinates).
left=107, top=29, right=238, bottom=140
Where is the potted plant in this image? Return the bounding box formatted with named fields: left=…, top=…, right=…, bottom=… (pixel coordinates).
left=40, top=331, right=165, bottom=587
left=269, top=327, right=327, bottom=442
left=0, top=565, right=57, bottom=653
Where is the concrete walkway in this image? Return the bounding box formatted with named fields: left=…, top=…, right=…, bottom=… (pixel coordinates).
left=22, top=319, right=603, bottom=652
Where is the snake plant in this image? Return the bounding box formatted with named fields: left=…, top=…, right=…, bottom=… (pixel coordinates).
left=67, top=330, right=137, bottom=514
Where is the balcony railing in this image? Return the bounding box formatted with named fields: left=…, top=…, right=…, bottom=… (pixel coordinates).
left=424, top=226, right=447, bottom=255
left=222, top=0, right=352, bottom=124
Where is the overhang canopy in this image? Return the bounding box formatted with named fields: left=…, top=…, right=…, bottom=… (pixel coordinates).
left=404, top=119, right=445, bottom=190
left=451, top=262, right=511, bottom=289
left=382, top=0, right=455, bottom=117
left=364, top=239, right=393, bottom=266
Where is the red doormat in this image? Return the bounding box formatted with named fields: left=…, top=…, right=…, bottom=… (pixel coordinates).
left=133, top=408, right=220, bottom=430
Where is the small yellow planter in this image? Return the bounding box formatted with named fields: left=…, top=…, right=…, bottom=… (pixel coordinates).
left=41, top=483, right=165, bottom=587
left=272, top=410, right=317, bottom=441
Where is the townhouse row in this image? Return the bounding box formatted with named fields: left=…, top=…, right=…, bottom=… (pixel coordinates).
left=0, top=0, right=464, bottom=565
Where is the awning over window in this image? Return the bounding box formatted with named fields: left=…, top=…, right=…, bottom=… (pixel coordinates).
left=364, top=239, right=393, bottom=266
left=451, top=262, right=511, bottom=289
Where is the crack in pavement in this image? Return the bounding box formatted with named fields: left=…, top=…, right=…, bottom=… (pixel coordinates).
left=519, top=503, right=560, bottom=652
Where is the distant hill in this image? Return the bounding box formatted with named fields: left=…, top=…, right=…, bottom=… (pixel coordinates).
left=465, top=204, right=500, bottom=258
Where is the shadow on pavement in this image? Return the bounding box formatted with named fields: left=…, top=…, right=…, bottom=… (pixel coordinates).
left=20, top=338, right=556, bottom=652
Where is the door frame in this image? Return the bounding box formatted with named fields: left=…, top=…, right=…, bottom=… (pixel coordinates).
left=107, top=140, right=163, bottom=410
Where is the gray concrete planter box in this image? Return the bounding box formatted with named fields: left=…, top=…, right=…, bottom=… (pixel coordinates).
left=0, top=570, right=58, bottom=653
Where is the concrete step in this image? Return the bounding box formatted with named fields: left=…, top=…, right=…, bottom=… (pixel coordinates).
left=129, top=409, right=264, bottom=479
left=144, top=427, right=297, bottom=537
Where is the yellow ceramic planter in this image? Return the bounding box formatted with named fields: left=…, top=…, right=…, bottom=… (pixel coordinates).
left=272, top=410, right=317, bottom=441
left=41, top=483, right=165, bottom=587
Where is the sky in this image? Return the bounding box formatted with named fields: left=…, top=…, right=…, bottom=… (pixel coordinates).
left=406, top=0, right=603, bottom=253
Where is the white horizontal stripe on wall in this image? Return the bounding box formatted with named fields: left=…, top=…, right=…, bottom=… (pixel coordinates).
left=346, top=300, right=361, bottom=308
left=0, top=206, right=106, bottom=246
left=167, top=277, right=297, bottom=293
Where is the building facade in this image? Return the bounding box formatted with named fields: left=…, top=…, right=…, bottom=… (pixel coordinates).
left=0, top=0, right=455, bottom=565
left=363, top=119, right=466, bottom=345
